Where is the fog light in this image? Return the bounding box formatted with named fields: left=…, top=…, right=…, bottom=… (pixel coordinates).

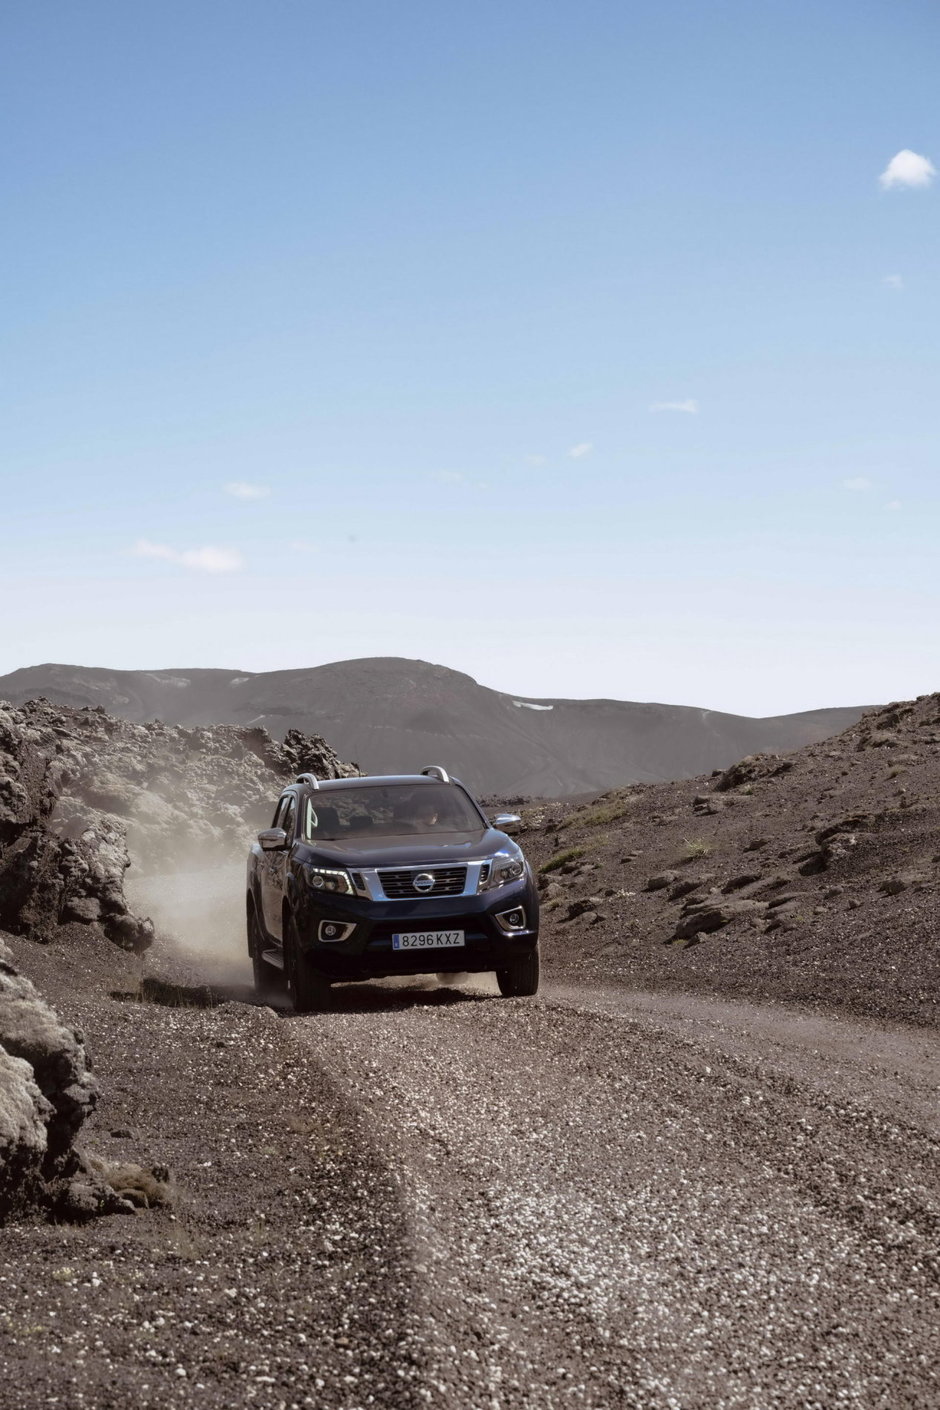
left=496, top=907, right=526, bottom=932
left=318, top=920, right=355, bottom=942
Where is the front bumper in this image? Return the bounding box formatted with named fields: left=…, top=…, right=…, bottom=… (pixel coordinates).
left=292, top=878, right=539, bottom=980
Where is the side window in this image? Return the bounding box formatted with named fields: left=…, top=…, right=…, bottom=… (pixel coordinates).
left=272, top=796, right=290, bottom=828
left=281, top=799, right=296, bottom=841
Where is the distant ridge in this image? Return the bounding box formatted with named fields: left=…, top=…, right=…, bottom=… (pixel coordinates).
left=0, top=658, right=868, bottom=797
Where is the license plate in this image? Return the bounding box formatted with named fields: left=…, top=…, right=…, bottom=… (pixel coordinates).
left=392, top=930, right=466, bottom=951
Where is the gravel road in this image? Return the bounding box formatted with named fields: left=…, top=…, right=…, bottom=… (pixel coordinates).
left=299, top=979, right=939, bottom=1409
left=4, top=870, right=938, bottom=1408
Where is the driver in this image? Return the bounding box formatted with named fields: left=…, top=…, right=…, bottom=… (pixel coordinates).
left=414, top=799, right=441, bottom=828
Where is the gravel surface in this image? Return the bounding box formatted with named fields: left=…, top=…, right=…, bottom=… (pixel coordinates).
left=4, top=916, right=936, bottom=1410
left=307, top=981, right=940, bottom=1409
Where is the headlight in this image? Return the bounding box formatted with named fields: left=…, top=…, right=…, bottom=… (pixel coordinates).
left=479, top=853, right=526, bottom=891
left=305, top=865, right=354, bottom=895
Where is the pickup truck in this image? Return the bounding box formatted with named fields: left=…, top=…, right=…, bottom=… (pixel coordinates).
left=246, top=765, right=539, bottom=1011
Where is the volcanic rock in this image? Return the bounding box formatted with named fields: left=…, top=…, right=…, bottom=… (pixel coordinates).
left=0, top=698, right=356, bottom=951
left=721, top=873, right=763, bottom=894
left=0, top=934, right=97, bottom=1218
left=646, top=871, right=679, bottom=891
left=673, top=899, right=769, bottom=940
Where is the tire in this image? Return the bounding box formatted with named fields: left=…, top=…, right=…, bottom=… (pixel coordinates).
left=248, top=902, right=281, bottom=997
left=284, top=914, right=332, bottom=1013
left=495, top=945, right=540, bottom=998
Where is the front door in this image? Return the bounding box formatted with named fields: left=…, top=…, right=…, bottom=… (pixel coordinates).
left=261, top=796, right=295, bottom=940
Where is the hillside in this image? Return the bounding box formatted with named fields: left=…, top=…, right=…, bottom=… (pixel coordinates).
left=1, top=694, right=937, bottom=1407
left=521, top=693, right=940, bottom=1025
left=0, top=657, right=866, bottom=796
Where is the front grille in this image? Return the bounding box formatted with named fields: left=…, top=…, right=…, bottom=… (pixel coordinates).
left=378, top=866, right=468, bottom=898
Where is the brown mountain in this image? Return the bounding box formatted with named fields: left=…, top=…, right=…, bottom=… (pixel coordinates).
left=0, top=657, right=867, bottom=796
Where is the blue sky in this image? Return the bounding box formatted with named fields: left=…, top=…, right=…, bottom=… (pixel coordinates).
left=3, top=0, right=938, bottom=713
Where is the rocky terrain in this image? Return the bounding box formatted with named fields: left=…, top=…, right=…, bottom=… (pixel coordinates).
left=0, top=935, right=99, bottom=1220
left=0, top=691, right=937, bottom=1407
left=0, top=658, right=866, bottom=796
left=0, top=699, right=355, bottom=1220
left=518, top=693, right=940, bottom=1026
left=0, top=697, right=356, bottom=947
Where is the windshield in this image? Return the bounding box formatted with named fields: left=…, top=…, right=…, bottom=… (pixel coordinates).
left=302, top=783, right=484, bottom=841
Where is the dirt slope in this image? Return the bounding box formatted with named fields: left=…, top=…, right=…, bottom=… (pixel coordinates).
left=0, top=658, right=866, bottom=796
left=519, top=693, right=940, bottom=1025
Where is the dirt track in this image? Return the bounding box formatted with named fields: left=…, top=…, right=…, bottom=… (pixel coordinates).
left=4, top=908, right=937, bottom=1409
left=302, top=979, right=939, bottom=1409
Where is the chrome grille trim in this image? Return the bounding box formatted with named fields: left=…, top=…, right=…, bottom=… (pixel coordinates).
left=378, top=865, right=468, bottom=899
left=352, top=861, right=490, bottom=901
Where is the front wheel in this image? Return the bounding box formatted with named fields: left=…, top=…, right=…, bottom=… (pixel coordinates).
left=495, top=945, right=540, bottom=998
left=285, top=915, right=332, bottom=1013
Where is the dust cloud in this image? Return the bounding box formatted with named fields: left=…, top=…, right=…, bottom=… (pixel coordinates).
left=125, top=863, right=251, bottom=984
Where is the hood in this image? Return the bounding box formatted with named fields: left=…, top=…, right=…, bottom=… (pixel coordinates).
left=298, top=828, right=517, bottom=869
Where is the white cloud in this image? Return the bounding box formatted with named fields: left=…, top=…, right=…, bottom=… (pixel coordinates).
left=525, top=454, right=547, bottom=467
left=885, top=500, right=902, bottom=511
left=432, top=469, right=489, bottom=489
left=133, top=539, right=177, bottom=562
left=225, top=481, right=270, bottom=500
left=841, top=477, right=873, bottom=492
left=568, top=442, right=593, bottom=458
left=879, top=150, right=936, bottom=190
left=180, top=546, right=244, bottom=573
left=132, top=539, right=244, bottom=573
left=650, top=399, right=699, bottom=415
left=883, top=274, right=904, bottom=289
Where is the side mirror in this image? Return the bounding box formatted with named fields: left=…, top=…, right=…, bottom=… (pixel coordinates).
left=492, top=813, right=522, bottom=834
left=258, top=827, right=288, bottom=851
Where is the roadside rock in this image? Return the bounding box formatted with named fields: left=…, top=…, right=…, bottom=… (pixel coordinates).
left=715, top=755, right=794, bottom=791
left=668, top=874, right=715, bottom=901
left=562, top=897, right=606, bottom=924
left=721, top=872, right=763, bottom=893
left=692, top=794, right=725, bottom=815
left=856, top=730, right=900, bottom=751
left=674, top=898, right=768, bottom=940
left=646, top=871, right=679, bottom=892
left=879, top=874, right=929, bottom=896
left=764, top=900, right=803, bottom=931
left=0, top=1045, right=48, bottom=1216
left=0, top=934, right=97, bottom=1219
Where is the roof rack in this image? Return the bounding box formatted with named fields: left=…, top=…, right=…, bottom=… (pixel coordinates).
left=420, top=765, right=451, bottom=783
left=296, top=773, right=320, bottom=789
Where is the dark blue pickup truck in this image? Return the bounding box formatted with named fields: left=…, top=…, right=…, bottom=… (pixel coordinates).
left=246, top=765, right=539, bottom=1011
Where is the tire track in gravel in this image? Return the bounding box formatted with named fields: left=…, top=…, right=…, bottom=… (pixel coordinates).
left=293, top=984, right=940, bottom=1410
